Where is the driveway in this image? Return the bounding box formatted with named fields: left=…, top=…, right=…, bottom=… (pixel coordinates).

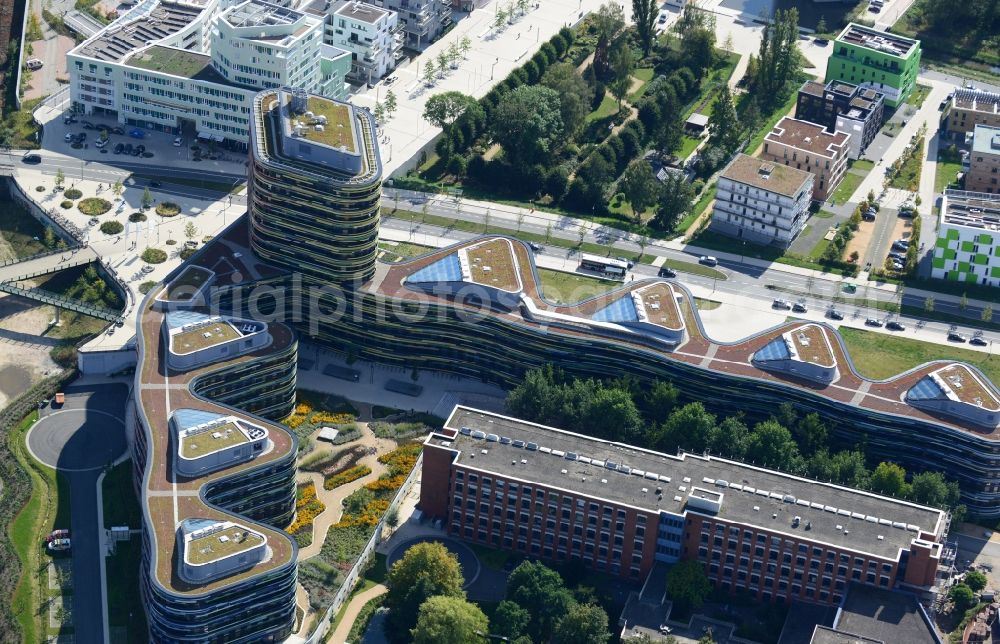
left=386, top=536, right=482, bottom=592
left=26, top=382, right=129, bottom=644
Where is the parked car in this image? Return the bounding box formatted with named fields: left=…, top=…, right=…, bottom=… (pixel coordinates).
left=46, top=529, right=70, bottom=542
left=886, top=321, right=906, bottom=331
left=970, top=336, right=988, bottom=346
left=826, top=309, right=844, bottom=321
left=21, top=153, right=41, bottom=164
left=141, top=265, right=155, bottom=274
left=862, top=208, right=877, bottom=221
left=658, top=13, right=667, bottom=23
left=113, top=143, right=124, bottom=154
left=658, top=266, right=677, bottom=278
left=47, top=538, right=71, bottom=552
left=82, top=121, right=95, bottom=130
left=772, top=299, right=792, bottom=310
left=95, top=139, right=107, bottom=149
left=792, top=302, right=807, bottom=313
left=888, top=252, right=906, bottom=261
left=77, top=132, right=87, bottom=143
left=173, top=136, right=184, bottom=147
left=63, top=114, right=77, bottom=125
left=898, top=206, right=915, bottom=218
left=527, top=242, right=543, bottom=252
left=865, top=318, right=884, bottom=327
left=699, top=255, right=718, bottom=267
left=64, top=133, right=73, bottom=142
left=948, top=332, right=968, bottom=343
left=26, top=58, right=44, bottom=70
left=124, top=143, right=133, bottom=155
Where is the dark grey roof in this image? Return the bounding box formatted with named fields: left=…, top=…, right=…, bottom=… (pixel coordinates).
left=834, top=584, right=939, bottom=644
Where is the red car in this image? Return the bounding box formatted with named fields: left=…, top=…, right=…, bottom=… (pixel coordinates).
left=46, top=529, right=70, bottom=543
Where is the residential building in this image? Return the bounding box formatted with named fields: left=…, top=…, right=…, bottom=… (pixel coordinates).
left=796, top=80, right=885, bottom=159
left=825, top=24, right=921, bottom=109
left=762, top=117, right=850, bottom=201
left=931, top=189, right=1000, bottom=287
left=68, top=0, right=350, bottom=149
left=420, top=406, right=947, bottom=605
left=371, top=0, right=450, bottom=49
left=248, top=87, right=383, bottom=284
left=711, top=153, right=815, bottom=247
left=942, top=88, right=1000, bottom=139
left=809, top=584, right=939, bottom=644
left=305, top=0, right=402, bottom=85
left=965, top=124, right=1000, bottom=193
left=132, top=263, right=300, bottom=641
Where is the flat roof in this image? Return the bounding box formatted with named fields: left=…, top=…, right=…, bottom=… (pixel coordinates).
left=635, top=283, right=682, bottom=331
left=799, top=80, right=826, bottom=98
left=185, top=523, right=265, bottom=565
left=952, top=88, right=1000, bottom=113
left=126, top=45, right=230, bottom=84
left=172, top=320, right=242, bottom=354
left=73, top=0, right=206, bottom=63
left=300, top=95, right=357, bottom=153
left=810, top=626, right=881, bottom=644
left=767, top=118, right=849, bottom=158
left=941, top=189, right=1000, bottom=231
left=834, top=584, right=937, bottom=644
left=720, top=154, right=813, bottom=198
left=335, top=1, right=389, bottom=23
left=787, top=324, right=836, bottom=368
left=439, top=407, right=944, bottom=559
left=160, top=265, right=214, bottom=302
left=971, top=124, right=1000, bottom=156
left=464, top=238, right=521, bottom=292
left=180, top=421, right=249, bottom=459
left=224, top=0, right=302, bottom=28
left=836, top=23, right=918, bottom=58
left=934, top=364, right=1000, bottom=411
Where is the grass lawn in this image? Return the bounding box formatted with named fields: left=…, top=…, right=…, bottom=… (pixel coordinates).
left=831, top=171, right=865, bottom=204
left=586, top=92, right=621, bottom=122
left=628, top=67, right=655, bottom=102
left=676, top=182, right=716, bottom=234
left=135, top=175, right=243, bottom=194
left=695, top=297, right=722, bottom=311
left=744, top=87, right=800, bottom=155
left=537, top=268, right=618, bottom=304
left=809, top=237, right=831, bottom=260
left=935, top=159, right=963, bottom=194
left=8, top=410, right=72, bottom=643
left=378, top=241, right=434, bottom=262
left=852, top=159, right=876, bottom=172
left=839, top=327, right=1000, bottom=384
left=813, top=210, right=835, bottom=219
left=906, top=83, right=932, bottom=108
left=890, top=138, right=924, bottom=191
left=0, top=199, right=49, bottom=260
left=677, top=135, right=702, bottom=160
left=2, top=97, right=43, bottom=149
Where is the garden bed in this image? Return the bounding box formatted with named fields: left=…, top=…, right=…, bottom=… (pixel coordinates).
left=78, top=198, right=112, bottom=216
left=286, top=482, right=326, bottom=548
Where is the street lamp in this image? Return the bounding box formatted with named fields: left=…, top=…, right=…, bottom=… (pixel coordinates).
left=490, top=57, right=499, bottom=80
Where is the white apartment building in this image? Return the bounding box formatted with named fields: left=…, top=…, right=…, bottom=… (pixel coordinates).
left=931, top=189, right=1000, bottom=287
left=711, top=153, right=815, bottom=248
left=305, top=0, right=402, bottom=85
left=68, top=0, right=351, bottom=149
left=372, top=0, right=450, bottom=50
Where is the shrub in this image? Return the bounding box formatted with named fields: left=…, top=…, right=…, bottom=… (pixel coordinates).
left=324, top=464, right=372, bottom=490
left=60, top=200, right=73, bottom=209
left=78, top=197, right=112, bottom=216
left=165, top=239, right=176, bottom=245
left=100, top=220, right=124, bottom=235
left=128, top=212, right=147, bottom=222
left=35, top=185, right=45, bottom=192
left=63, top=188, right=83, bottom=199
left=156, top=202, right=181, bottom=216
left=141, top=248, right=167, bottom=264
left=138, top=281, right=156, bottom=294
left=179, top=248, right=196, bottom=260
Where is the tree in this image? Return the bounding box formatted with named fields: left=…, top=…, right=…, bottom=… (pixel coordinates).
left=808, top=450, right=869, bottom=488
left=0, top=122, right=13, bottom=150
left=111, top=180, right=124, bottom=198
left=410, top=596, right=488, bottom=644
left=423, top=91, right=478, bottom=128
left=592, top=2, right=625, bottom=79
left=708, top=83, right=741, bottom=153
left=184, top=221, right=198, bottom=240
left=965, top=570, right=988, bottom=592
left=909, top=471, right=960, bottom=508
left=422, top=59, right=437, bottom=84
left=609, top=43, right=634, bottom=109
left=43, top=226, right=56, bottom=248
left=141, top=187, right=153, bottom=210
left=960, top=292, right=969, bottom=311
left=675, top=6, right=716, bottom=73
left=437, top=52, right=449, bottom=76
left=982, top=304, right=993, bottom=323
left=55, top=168, right=65, bottom=190
left=654, top=172, right=696, bottom=231
left=745, top=420, right=802, bottom=472
left=459, top=35, right=472, bottom=58
left=793, top=413, right=827, bottom=456
left=553, top=603, right=611, bottom=644
left=541, top=63, right=594, bottom=135
left=752, top=9, right=800, bottom=106
left=870, top=462, right=909, bottom=497
left=632, top=0, right=658, bottom=55
left=666, top=560, right=711, bottom=611
left=492, top=85, right=564, bottom=166
left=619, top=160, right=660, bottom=222
left=924, top=296, right=935, bottom=313
left=655, top=402, right=716, bottom=453
left=815, top=16, right=827, bottom=34
left=385, top=90, right=398, bottom=119
left=493, top=600, right=531, bottom=640
left=950, top=583, right=977, bottom=611
left=385, top=542, right=465, bottom=638
left=584, top=387, right=644, bottom=441
left=705, top=415, right=751, bottom=460
left=374, top=102, right=387, bottom=124
left=507, top=560, right=576, bottom=642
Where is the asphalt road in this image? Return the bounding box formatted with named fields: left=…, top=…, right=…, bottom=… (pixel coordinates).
left=27, top=383, right=128, bottom=644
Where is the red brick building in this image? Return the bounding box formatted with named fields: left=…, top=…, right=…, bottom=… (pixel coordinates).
left=420, top=407, right=947, bottom=606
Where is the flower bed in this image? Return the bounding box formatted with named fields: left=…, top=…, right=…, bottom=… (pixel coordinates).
left=324, top=464, right=372, bottom=490
left=128, top=212, right=147, bottom=223
left=78, top=198, right=112, bottom=216
left=299, top=444, right=368, bottom=474
left=100, top=220, right=124, bottom=235
left=141, top=248, right=167, bottom=264
left=282, top=395, right=359, bottom=444
left=287, top=482, right=327, bottom=548
left=155, top=202, right=181, bottom=217
left=63, top=188, right=82, bottom=200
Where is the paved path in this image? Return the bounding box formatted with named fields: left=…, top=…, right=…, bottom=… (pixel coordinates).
left=326, top=584, right=388, bottom=644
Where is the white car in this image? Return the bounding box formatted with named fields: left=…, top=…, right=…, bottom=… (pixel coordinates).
left=173, top=137, right=183, bottom=147
left=699, top=255, right=718, bottom=267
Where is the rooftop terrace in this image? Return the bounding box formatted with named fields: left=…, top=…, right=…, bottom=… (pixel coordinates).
left=941, top=189, right=1000, bottom=231
left=126, top=45, right=230, bottom=84
left=721, top=154, right=813, bottom=198
left=766, top=118, right=849, bottom=158
left=225, top=0, right=301, bottom=28
left=836, top=23, right=918, bottom=58
left=295, top=95, right=357, bottom=153
left=184, top=522, right=266, bottom=565
left=439, top=407, right=944, bottom=559
left=463, top=238, right=521, bottom=292
left=335, top=1, right=389, bottom=23
left=158, top=265, right=214, bottom=302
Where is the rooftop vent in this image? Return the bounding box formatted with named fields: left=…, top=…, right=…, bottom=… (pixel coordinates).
left=759, top=163, right=775, bottom=179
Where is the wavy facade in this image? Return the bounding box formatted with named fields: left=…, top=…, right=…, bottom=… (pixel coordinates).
left=132, top=264, right=300, bottom=642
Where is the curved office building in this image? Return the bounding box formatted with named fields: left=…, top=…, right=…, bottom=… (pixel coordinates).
left=132, top=254, right=299, bottom=642
left=214, top=234, right=1000, bottom=517
left=248, top=87, right=383, bottom=285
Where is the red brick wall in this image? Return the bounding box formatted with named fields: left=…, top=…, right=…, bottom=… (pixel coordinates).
left=418, top=441, right=455, bottom=519
left=903, top=541, right=939, bottom=587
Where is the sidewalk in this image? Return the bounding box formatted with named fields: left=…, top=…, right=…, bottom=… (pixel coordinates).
left=326, top=584, right=388, bottom=644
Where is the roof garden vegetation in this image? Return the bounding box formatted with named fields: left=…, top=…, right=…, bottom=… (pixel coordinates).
left=300, top=96, right=356, bottom=153
left=186, top=526, right=264, bottom=565
left=163, top=266, right=212, bottom=301
left=128, top=46, right=228, bottom=83
left=180, top=422, right=249, bottom=459
left=638, top=283, right=682, bottom=330
left=789, top=325, right=835, bottom=367
left=173, top=322, right=241, bottom=354
left=466, top=239, right=519, bottom=291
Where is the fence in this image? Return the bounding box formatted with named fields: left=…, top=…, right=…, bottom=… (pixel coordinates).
left=13, top=0, right=29, bottom=111
left=303, top=451, right=423, bottom=644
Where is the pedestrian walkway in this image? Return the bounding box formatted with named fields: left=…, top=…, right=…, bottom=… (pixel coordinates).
left=326, top=584, right=388, bottom=644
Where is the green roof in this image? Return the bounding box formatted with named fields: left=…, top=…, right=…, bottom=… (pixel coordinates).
left=127, top=46, right=231, bottom=84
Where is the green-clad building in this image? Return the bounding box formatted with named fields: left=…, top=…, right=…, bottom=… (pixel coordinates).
left=825, top=23, right=921, bottom=109
left=932, top=189, right=1000, bottom=287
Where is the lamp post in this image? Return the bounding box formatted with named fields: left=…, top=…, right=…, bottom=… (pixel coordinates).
left=490, top=57, right=499, bottom=80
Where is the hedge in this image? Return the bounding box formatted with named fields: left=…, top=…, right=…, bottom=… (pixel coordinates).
left=324, top=464, right=372, bottom=490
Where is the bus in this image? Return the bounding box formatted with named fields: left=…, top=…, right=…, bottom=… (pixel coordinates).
left=579, top=253, right=628, bottom=279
